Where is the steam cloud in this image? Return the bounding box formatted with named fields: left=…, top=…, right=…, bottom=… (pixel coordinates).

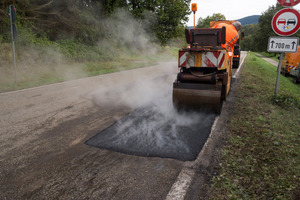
left=88, top=69, right=216, bottom=161
left=85, top=9, right=214, bottom=160
left=100, top=9, right=158, bottom=55
left=1, top=8, right=161, bottom=87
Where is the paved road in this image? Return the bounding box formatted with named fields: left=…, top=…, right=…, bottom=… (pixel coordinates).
left=255, top=53, right=279, bottom=66
left=0, top=52, right=247, bottom=199
left=1, top=61, right=183, bottom=199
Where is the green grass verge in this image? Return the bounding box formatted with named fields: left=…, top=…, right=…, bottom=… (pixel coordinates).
left=0, top=25, right=181, bottom=93
left=0, top=59, right=152, bottom=93
left=210, top=52, right=300, bottom=199
left=0, top=46, right=176, bottom=93
left=259, top=52, right=280, bottom=61
left=85, top=59, right=156, bottom=76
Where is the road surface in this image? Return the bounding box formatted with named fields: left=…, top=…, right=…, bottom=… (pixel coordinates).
left=0, top=52, right=247, bottom=199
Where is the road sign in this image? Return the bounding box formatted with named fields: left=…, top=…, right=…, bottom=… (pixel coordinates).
left=277, top=0, right=300, bottom=7
left=8, top=4, right=16, bottom=22
left=268, top=36, right=299, bottom=52
left=272, top=8, right=300, bottom=36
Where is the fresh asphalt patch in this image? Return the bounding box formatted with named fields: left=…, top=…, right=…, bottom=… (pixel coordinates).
left=85, top=105, right=216, bottom=161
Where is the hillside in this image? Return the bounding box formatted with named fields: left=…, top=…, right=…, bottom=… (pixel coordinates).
left=188, top=15, right=260, bottom=29
left=237, top=15, right=260, bottom=25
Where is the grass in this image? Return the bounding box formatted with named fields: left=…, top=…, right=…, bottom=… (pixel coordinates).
left=85, top=59, right=155, bottom=76
left=0, top=43, right=177, bottom=93
left=0, top=25, right=181, bottom=93
left=259, top=51, right=280, bottom=61
left=210, top=52, right=300, bottom=199
left=0, top=58, right=152, bottom=93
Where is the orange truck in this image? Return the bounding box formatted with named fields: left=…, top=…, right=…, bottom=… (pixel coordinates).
left=281, top=46, right=300, bottom=83
left=281, top=46, right=300, bottom=75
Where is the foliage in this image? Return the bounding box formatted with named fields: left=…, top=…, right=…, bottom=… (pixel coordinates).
left=0, top=16, right=180, bottom=93
left=196, top=13, right=226, bottom=28
left=255, top=3, right=285, bottom=51
left=0, top=0, right=191, bottom=46
left=259, top=51, right=279, bottom=60
left=101, top=0, right=128, bottom=15
left=240, top=24, right=260, bottom=51
left=240, top=4, right=283, bottom=52
left=154, top=0, right=190, bottom=45
left=241, top=3, right=300, bottom=52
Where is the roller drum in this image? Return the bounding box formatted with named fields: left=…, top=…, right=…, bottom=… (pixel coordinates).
left=172, top=82, right=223, bottom=114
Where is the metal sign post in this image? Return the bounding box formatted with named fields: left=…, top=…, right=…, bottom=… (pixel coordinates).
left=9, top=4, right=17, bottom=83
left=275, top=53, right=284, bottom=95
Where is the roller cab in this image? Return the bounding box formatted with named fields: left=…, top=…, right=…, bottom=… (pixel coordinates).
left=173, top=27, right=233, bottom=114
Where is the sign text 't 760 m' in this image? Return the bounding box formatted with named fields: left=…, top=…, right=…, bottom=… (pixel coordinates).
left=267, top=37, right=299, bottom=53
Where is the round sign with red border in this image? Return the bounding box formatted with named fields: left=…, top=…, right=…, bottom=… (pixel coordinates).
left=277, top=0, right=300, bottom=7
left=272, top=8, right=300, bottom=36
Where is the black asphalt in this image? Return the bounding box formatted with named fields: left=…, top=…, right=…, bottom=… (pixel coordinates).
left=85, top=105, right=216, bottom=161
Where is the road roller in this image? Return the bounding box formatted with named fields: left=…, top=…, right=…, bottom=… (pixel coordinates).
left=172, top=27, right=233, bottom=114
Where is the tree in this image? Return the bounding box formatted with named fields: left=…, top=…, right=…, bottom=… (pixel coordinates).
left=196, top=13, right=226, bottom=28
left=240, top=24, right=259, bottom=51
left=99, top=0, right=191, bottom=45
left=255, top=3, right=284, bottom=51
left=153, top=0, right=191, bottom=45
left=100, top=0, right=128, bottom=15
left=121, top=0, right=191, bottom=45
left=0, top=0, right=191, bottom=45
left=240, top=3, right=300, bottom=52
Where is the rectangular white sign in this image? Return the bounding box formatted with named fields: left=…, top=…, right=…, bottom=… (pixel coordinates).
left=267, top=37, right=299, bottom=53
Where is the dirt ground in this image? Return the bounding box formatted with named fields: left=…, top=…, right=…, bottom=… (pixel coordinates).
left=0, top=53, right=246, bottom=199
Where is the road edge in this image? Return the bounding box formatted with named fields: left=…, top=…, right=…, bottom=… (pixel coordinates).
left=165, top=52, right=248, bottom=200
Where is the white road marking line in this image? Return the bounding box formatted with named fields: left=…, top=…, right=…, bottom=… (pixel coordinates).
left=233, top=52, right=247, bottom=79
left=165, top=116, right=220, bottom=200
left=165, top=168, right=195, bottom=200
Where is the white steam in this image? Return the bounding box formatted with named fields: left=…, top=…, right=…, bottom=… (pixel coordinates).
left=100, top=9, right=158, bottom=55
left=1, top=8, right=163, bottom=88
left=90, top=66, right=216, bottom=159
